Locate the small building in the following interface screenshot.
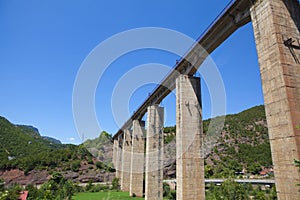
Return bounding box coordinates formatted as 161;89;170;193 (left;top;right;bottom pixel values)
259;168;271;177
18;191;28;200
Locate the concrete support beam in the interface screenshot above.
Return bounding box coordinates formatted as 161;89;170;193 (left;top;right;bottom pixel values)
116;135;123;181
130;120;145;197
121;130;132;192
251;0;300;199
113;139;118;168
145;105;164;200
176;75;204;200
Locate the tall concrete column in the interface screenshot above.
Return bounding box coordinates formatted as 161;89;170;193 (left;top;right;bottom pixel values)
176;75;204;200
145;105;164;200
251;0;300;199
130;120;145;197
116;135;123;181
121;129;132;192
113;139;118;168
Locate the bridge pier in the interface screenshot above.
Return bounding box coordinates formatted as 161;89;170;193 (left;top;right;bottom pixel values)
115;135;123;183
145;105;164;200
113;139;118;170
121;129;132;192
251;0;300;199
130;120;145;197
176;75;205;200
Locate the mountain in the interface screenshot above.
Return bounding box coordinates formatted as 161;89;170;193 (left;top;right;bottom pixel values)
41;136;62;144
163;105;272;178
0;116;63;167
0;105;271;185
0;116;115;185
0;116;86;172
17;125;40;138
82;105;271;179
203;105;272;178
83;131;113;167
16;125;62;144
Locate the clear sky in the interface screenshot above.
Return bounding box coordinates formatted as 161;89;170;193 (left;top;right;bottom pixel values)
0;0;264;144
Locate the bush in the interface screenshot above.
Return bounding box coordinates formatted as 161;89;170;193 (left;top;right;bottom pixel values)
85;181;93;192
163;182;171;197
71;160;81;172
111;177;120;190
87;158;94;165
169;190;176;200
95;161;103;169
4;184;22;200
0;178;4;192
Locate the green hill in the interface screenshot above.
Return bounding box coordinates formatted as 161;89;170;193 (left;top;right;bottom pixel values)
0;105;272;180
0;116;92;174
163;105;272;178
83;131;114;168
204;105;272;178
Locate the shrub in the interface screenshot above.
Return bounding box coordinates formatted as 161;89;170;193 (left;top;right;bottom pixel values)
96;161;103;169
71;160;81;172
111;177;120;190
163;182;171;197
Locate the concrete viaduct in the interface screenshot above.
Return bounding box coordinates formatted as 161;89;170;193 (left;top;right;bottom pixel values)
112;0;300;199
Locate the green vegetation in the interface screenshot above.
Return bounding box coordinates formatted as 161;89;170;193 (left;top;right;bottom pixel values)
84;131;114;170
0;184;22;200
164;134;175;145
0;105;277;199
164;126;176;144
0;172;80;200
206;179;277;200
163;182;176;199
1;177;21;200
1;172;121;200
164;126;176;134
84;131;112;148
205;106;272;178
0;117;115;174
295;160;300;189
163;105;273;178
111;177;120;190
72;191;143;200
73;183;176;200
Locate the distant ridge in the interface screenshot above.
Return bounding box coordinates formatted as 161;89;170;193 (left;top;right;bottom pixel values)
16;124;61;144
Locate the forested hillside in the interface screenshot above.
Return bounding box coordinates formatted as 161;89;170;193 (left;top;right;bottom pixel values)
84;131;113;168
0;117;92;174
0;105;272;185
163;105;272;178
204;105;272;178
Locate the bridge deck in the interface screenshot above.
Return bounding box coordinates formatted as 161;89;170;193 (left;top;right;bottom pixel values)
113;0;253;139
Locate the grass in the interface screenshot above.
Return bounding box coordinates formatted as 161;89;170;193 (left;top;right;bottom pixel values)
72;191;144;200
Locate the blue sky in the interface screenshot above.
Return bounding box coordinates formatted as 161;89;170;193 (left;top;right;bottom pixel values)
0;0;264;144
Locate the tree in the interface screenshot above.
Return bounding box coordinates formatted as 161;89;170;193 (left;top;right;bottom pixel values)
205;165;214;178
206;179;250;200
3;184;22;200
247;162;261;175
85;180;93;192
295;159;300;189
163;182;171;197
111;177;120;190
95;161;103;169
27;172;78;200
25;184;40;200
0;178;4;192
51;172;64;184
71;160;81;172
